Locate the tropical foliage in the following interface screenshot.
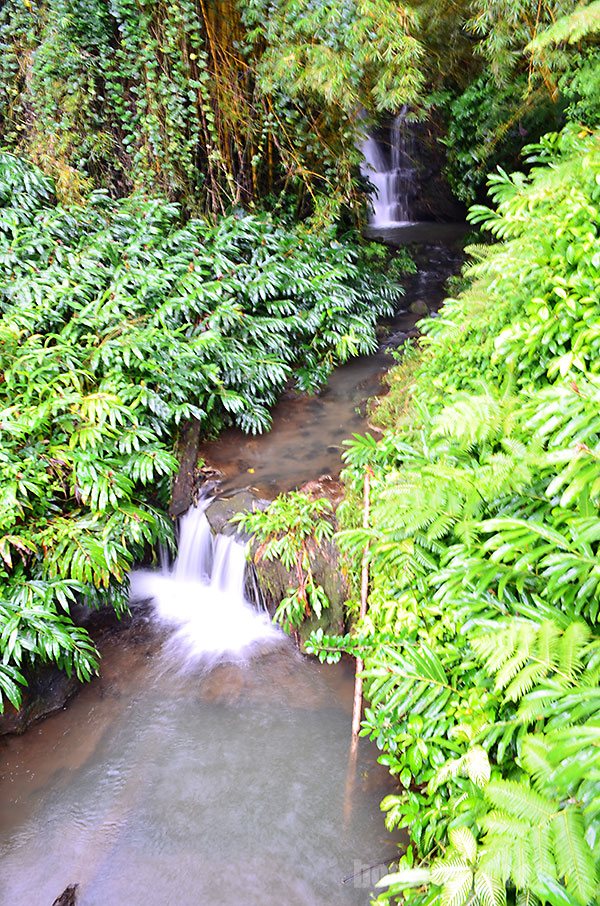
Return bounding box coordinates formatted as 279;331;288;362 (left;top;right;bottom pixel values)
438;0;600;201
0;0;424;216
0;4;598;903
233;492;335;632
1;0;597;215
0;152;402;710
307;125;600;906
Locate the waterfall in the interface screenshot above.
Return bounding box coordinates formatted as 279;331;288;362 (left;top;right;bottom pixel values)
171;504;214;582
129;503;282;667
360;108;416;228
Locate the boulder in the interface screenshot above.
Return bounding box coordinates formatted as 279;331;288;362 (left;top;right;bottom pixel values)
409;299;429;316
299;475;345;508
252;535;347;649
205;480;349;648
205;489;269;537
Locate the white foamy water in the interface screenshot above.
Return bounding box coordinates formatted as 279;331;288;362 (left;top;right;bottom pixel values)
129;504;283;667
360;108;416;228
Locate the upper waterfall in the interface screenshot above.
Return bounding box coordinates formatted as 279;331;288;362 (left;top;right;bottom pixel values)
360;109;417;228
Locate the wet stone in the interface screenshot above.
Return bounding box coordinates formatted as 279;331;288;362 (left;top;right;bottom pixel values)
205;490;269;537
409;299;429;315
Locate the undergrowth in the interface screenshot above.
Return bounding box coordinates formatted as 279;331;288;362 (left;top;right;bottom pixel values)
307;124;600;906
0;152;403;708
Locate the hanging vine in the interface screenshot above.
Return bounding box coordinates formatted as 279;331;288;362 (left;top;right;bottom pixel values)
0;0;426;214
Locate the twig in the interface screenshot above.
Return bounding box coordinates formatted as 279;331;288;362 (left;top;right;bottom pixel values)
351;468;371;739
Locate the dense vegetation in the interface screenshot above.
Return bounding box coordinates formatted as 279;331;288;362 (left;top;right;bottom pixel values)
0;152;401;707
306;126;600;905
0;1;599;903
0;0;424;216
0;0;597;214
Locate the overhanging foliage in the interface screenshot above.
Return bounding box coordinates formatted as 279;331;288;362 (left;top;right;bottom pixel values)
309;125;600;906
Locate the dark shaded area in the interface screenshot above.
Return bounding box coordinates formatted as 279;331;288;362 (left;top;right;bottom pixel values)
52;885;79;906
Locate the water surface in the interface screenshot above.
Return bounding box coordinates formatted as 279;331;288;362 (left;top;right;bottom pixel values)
1;635;396;906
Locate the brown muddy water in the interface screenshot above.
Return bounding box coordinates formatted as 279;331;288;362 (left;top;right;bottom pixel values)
0;627;398;906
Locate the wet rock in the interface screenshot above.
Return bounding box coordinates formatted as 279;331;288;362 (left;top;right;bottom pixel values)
68;602;125;635
253;535;347;649
204;480;348;648
386;330;409;347
253;476;348;647
0;610;135;737
52;884;79;906
409;299;429;316
0;664;80;737
205;489;269;537
410;115;467;222
299;475;345;509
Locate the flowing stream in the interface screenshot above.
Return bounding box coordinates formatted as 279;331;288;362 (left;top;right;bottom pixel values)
0;507;396;905
129;504;282;669
200;230;467;496
0;226;465;906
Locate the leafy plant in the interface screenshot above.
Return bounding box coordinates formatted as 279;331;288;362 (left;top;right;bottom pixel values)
307;125;600;906
0;153;404;708
233;492;335;632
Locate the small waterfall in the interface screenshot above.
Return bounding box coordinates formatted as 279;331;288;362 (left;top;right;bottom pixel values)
360;108;416;227
129;503;282;668
171;504;213;582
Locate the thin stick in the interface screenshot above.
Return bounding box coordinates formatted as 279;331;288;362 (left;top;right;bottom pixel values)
342;733;359;828
351;468;371;739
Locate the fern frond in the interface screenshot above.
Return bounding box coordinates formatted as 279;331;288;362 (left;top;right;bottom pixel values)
551;808;598;905
474;870;507;906
450;826;478;864
484;780;554;824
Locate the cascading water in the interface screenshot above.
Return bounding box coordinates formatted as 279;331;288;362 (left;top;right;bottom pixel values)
129;502;282;667
360;108;417;228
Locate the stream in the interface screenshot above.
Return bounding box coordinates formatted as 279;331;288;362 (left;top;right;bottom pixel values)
0;226;465;906
200;227;467;497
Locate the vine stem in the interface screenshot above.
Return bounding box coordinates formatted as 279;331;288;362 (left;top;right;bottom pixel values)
351;468;372;739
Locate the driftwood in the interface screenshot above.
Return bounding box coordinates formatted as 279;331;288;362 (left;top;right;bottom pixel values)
52;885;79;906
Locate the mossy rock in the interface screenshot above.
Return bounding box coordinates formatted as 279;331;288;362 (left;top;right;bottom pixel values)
204;484;349;648
205;489;269;537
251;539;347;650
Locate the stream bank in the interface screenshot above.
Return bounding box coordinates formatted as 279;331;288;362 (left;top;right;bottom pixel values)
180;229;467;503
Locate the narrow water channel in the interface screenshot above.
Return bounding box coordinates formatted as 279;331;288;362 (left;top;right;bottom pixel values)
200;227;467;497
0;227;465;906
